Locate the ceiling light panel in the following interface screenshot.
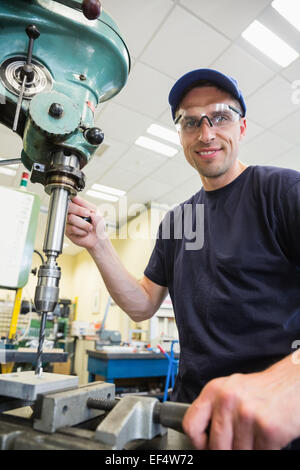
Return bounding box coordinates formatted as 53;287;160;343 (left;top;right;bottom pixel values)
242;20;299;67
135;136;178;157
91;183;126;197
147;124;181;146
86;190;119;202
272;0;300;32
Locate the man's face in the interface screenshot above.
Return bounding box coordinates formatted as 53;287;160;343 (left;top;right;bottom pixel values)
177;86;246;180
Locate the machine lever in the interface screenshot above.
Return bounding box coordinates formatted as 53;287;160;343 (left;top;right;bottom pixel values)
13;25;40;132
0;158;22;166
25;25;40;65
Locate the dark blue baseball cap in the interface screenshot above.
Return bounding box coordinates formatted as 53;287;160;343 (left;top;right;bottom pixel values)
168;68;246;120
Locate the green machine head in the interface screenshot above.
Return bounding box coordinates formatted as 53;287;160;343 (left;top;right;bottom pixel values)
0;0;130;176
0;0;130;376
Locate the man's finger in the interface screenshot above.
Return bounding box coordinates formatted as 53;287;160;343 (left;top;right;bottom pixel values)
232;407;255;450
183;399;213;449
66;225;89;238
208;402;234;450
71;195;96;211
67;214;93;232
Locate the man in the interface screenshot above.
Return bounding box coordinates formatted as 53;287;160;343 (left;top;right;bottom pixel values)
66;69;300;449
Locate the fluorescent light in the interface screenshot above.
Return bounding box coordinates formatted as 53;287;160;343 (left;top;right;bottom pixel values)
272;0;300;32
242;20;299;67
91;183;126;197
147;124;181;146
135;136;178;157
0;167;16;176
86;190;119;202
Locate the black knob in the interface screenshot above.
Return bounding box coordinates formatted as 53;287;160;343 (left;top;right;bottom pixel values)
20;64;34;82
49;103;64;118
84;127;104;145
26;25;40;41
82;0;102;20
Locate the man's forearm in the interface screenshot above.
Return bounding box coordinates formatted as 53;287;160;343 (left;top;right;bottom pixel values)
87;238;155;321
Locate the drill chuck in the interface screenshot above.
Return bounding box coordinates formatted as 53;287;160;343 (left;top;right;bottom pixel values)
34;263;61;313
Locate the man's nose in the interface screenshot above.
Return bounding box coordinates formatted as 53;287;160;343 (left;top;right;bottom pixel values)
197;116;215;143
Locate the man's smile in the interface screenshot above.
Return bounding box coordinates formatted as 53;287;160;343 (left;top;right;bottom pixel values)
194;148;222;159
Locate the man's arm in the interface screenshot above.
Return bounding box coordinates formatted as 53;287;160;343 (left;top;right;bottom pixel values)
66;196;168;321
182;352;300;450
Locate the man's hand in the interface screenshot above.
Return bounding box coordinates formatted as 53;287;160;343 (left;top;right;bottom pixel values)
182;358;300;450
66;195;107;250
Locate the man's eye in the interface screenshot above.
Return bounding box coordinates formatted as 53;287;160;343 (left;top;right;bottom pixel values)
184;119;197;129
212;113;229;124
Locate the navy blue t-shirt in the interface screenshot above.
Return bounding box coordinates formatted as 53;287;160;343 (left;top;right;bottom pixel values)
144;165;300;403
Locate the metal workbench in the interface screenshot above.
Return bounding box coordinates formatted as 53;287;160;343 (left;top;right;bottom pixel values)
87;350;179;384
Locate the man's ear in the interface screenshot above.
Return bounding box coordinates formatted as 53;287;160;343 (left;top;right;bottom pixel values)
178;129;183;146
239;118;247;141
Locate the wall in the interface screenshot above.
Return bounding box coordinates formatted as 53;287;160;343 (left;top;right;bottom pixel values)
71;205;166;341
1;205;167;343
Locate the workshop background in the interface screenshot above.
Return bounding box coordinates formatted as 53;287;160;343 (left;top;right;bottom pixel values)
1;0;300;385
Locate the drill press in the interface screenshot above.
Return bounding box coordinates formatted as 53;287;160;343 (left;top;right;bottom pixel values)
0;3;194;450
0;0;130;380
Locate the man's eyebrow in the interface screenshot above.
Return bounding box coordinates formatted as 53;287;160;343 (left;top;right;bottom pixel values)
181;114;205;120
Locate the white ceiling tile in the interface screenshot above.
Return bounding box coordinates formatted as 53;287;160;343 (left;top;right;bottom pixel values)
82;158;112;187
94;165;143;192
140;6;230;79
243;119;265;144
179;0;272;40
281;57;300;83
159;107;175;129
103;0;174;57
267;147;300;172
118;146;166;176
93;140;130;168
114;62;174;119
211;44;275;97
246;76;297;127
127;178;172;205
95;101;153;144
156;173;202;206
150;160;196;186
170;148;188;166
271;110;300;147
239;131;293;165
157;186;199;206
182;174;203;194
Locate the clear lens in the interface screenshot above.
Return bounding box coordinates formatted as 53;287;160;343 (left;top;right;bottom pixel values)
175;103;241;133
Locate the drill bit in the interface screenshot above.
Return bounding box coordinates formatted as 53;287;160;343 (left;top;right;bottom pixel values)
35;312;47;376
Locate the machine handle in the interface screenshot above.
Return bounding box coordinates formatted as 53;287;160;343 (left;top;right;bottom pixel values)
25;25;40;65
82;0;102;20
153;401;189;433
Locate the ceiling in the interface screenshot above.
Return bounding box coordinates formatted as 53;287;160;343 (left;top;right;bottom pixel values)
1;0;300;255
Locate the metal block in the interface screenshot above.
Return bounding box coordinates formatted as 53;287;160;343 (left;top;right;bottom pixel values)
33;381;115;433
94;395;167;450
0;371;78;401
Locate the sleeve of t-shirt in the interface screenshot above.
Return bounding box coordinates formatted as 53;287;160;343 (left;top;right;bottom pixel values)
277;180;300;265
144;221;168;287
